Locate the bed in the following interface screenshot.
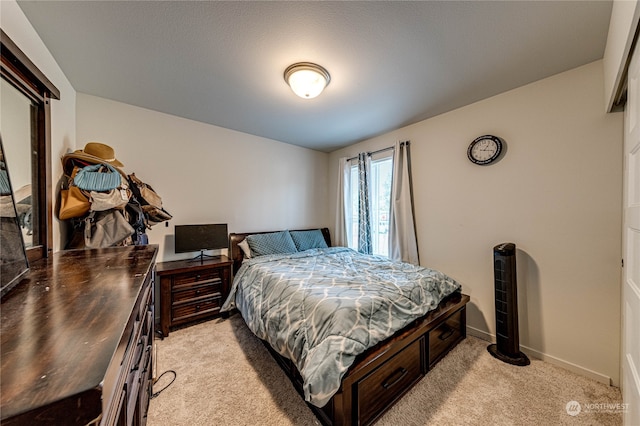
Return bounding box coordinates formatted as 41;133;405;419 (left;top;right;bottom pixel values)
223;228;470;426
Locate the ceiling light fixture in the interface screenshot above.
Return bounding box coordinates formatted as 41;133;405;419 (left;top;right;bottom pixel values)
284;62;331;99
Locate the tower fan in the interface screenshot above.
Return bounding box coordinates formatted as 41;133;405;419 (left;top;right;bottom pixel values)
487;242;530;366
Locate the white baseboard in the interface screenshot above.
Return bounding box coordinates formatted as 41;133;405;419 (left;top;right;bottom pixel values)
466;326;613;386
466;325;494;342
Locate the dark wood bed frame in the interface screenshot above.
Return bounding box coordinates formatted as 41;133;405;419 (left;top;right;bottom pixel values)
229;228;470;426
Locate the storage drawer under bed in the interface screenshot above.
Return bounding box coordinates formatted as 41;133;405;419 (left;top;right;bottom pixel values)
356;337;425;425
428;307;465;368
264;293;470;426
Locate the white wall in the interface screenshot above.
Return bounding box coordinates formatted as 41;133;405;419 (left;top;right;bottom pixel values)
329;61;623;385
76;94;330;262
1;79;32;190
1;0;77;251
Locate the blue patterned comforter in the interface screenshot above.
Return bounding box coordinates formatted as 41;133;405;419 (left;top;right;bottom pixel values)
221;247;461;407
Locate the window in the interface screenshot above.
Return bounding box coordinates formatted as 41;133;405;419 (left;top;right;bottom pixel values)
347;151;393;256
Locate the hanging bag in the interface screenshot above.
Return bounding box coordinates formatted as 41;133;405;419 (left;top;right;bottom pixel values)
128;173;172;226
58;167;91;220
59;186;91;220
89;189;129;211
141;204;173;226
125;196;149;245
128;173;163;209
74;163;121;192
84;210;134;248
89;174;131;211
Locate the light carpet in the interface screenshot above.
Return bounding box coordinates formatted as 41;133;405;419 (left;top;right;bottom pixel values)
148;314;623;426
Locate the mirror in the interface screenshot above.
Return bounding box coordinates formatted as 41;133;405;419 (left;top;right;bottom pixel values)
0;135;29;297
1;29;59;262
1;78;34;249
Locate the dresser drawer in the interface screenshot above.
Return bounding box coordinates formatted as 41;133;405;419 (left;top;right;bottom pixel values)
357;337;424;425
173;268;222;286
428;308;464;367
126;340;149;426
172;296;222;322
138;283;151;313
172;280;222;302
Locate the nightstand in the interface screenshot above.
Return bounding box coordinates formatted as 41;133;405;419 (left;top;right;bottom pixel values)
157;255;232;337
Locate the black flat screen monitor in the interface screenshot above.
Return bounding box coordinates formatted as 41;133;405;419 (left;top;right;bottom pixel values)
174;223;228;255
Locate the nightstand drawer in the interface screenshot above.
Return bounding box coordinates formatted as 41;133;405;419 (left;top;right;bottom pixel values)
173;269;222;286
172;297;221;322
172;280;222;302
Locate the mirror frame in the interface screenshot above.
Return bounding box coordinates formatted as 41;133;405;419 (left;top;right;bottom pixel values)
1;29;59;261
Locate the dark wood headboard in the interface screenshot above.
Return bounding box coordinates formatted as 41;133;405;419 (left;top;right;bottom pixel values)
228;228;331;274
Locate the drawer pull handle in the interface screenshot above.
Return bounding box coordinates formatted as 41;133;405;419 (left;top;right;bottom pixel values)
195;290;200;295
439;327;454;341
382;367;408;389
196;305;200;311
140;346;152;374
130;340;146;373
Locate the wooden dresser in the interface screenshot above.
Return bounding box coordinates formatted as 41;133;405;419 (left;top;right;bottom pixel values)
0;245;158;426
157;255;232;337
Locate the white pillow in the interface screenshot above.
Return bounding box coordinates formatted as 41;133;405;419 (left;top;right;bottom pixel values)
238;238;252;259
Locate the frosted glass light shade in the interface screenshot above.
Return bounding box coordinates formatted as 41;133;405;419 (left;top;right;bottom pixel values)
284;62;331;99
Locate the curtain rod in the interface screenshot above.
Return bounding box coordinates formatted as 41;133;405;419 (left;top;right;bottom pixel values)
346;141;409;162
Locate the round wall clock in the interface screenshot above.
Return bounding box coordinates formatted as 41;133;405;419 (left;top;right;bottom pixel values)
467;135;503;165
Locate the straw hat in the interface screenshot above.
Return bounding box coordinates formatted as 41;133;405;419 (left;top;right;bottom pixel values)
62;142;124;170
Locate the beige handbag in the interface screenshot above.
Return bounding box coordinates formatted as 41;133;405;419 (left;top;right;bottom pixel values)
90;188;129;211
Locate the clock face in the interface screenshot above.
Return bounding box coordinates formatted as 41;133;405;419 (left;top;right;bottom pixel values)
467;135;503;165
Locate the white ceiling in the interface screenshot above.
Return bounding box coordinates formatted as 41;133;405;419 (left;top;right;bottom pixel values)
17;1;613;153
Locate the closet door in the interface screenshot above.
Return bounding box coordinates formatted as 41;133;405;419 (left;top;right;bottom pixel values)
623;39;640;426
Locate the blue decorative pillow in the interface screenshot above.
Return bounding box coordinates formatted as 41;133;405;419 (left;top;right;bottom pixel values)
246;231;298;257
289;229;328;252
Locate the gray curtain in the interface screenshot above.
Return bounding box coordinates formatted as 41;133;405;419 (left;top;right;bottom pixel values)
334;157;351;248
389;141;419;264
357;152;372;254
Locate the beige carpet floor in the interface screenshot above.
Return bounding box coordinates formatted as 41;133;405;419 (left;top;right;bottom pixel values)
148;314;623;426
